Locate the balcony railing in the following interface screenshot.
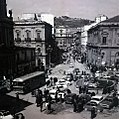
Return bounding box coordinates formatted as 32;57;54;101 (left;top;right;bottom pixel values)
35;38;42;42
25;38;31;42
15;38;21;43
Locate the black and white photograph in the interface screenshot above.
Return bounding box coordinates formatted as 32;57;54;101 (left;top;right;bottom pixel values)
0;0;119;119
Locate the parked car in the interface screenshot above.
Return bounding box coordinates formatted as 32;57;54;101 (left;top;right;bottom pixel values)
66;74;74;81
100;96;114;109
69;62;74;68
88;82;97;89
49;89;57;100
0;110;14;119
49;89;65;100
57;83;68;91
84;100;103;112
73;68;80;75
56;78;72;86
91;95;103;104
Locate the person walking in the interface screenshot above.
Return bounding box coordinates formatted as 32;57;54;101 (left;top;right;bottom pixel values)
36;93;43;112
91;107;97;119
46;94;52;113
73;95;77;112
55;91;58;103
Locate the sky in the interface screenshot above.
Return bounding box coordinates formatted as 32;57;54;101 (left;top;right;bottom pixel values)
7;0;119;20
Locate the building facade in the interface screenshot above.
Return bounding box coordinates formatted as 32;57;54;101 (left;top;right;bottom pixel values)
55;26;77;51
0;0;15;89
81;15;108;51
87;15;119;68
14;17;56;70
73;31;81;55
19;13;55;34
0;0;37;93
14;46;36;77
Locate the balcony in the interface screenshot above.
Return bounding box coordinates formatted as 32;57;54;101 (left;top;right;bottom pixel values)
35;38;42;42
15;38;21;43
25;38;31;42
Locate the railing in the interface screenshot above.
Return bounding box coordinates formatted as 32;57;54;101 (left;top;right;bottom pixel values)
15;38;21;43
35;38;42;42
25;38;31;42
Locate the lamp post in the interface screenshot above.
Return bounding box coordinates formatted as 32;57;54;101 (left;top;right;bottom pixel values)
47;45;52;69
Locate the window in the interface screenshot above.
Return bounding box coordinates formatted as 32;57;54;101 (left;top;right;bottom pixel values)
15;30;21;42
37;32;41;39
26;32;30;38
25;30;31;42
102;37;107;45
60;29;63;36
35;30;41;42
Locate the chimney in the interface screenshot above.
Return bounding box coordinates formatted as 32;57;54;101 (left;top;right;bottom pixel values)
0;0;7;18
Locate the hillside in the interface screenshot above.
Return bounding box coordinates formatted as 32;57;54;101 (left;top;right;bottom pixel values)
54;16;94;28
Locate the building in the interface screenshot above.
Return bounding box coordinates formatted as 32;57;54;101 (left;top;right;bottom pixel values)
73;31;81;55
81;15;108;51
87;15;119;68
0;0;37;93
55;25;76;51
18;13;54;34
0;0;15;89
14;46;36;77
14;14;60;70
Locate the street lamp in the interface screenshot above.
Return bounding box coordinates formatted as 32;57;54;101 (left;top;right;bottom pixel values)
47;45;52;69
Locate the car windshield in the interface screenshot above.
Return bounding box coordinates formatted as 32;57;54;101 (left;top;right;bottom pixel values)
13;82;23;86
50;93;55;95
87;102;97;106
58;85;63;88
59;80;65;83
91;98;101;101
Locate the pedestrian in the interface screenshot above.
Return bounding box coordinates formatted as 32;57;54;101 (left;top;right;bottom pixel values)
102;86;107;94
73;100;77;112
16;92;19;100
77;101;83;112
46;94;52;113
44;89;49;101
73;95;77;112
79;86;82;94
55;91;58;103
59;94;63;103
15;92;20;107
36;93;43;112
38;89;42;95
50;77;53;86
91;107;97;119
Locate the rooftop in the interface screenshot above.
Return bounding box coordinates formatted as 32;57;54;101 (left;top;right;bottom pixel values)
101;15;119;23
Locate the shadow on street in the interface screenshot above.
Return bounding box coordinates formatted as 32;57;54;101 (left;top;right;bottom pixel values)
0;94;33;115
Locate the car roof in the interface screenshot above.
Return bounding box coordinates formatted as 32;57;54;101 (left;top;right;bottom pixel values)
49;89;57;93
91;95;103;99
88;100;97;104
90;100;99;104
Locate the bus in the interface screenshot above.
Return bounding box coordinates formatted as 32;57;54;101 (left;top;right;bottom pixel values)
12;71;45;94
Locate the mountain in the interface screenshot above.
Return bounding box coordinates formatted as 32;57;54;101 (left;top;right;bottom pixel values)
54;16;94;28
